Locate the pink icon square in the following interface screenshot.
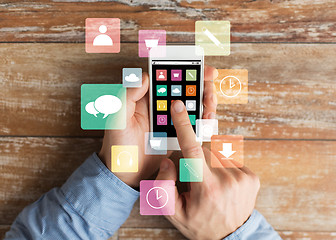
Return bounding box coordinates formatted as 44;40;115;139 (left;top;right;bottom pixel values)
85;18;120;53
138;30;166;58
156;70;167;81
157;115;167;125
171;69;182;81
140;180;175;215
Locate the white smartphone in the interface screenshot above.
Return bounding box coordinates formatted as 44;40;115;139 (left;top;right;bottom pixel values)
149;46;204;150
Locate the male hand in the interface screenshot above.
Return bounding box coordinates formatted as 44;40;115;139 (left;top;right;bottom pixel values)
155;100;260;239
99;66;218;188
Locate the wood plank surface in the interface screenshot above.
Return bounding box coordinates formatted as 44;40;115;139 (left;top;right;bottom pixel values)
118;228;336;240
1;1;336;43
1;137;335;232
1;43;335;139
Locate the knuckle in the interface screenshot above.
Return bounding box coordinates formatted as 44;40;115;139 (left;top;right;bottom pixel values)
185;144;203;157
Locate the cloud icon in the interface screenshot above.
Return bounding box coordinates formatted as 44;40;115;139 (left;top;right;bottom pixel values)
172;88;181;94
158;87;166;93
85;95;122;119
125;73;140;82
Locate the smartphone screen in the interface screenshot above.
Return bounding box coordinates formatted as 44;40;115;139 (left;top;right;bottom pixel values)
151;60;202;137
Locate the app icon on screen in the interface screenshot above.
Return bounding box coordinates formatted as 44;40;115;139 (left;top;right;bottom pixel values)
157;85;167;96
156;70;167;81
157;100;167;111
186;70;197;81
186;85;197;96
157;115;167;125
171;69;182;81
171;85;182;96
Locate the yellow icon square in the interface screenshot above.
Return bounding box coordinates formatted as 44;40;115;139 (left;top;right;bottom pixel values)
214;69;248;104
111;145;138;172
157;100;167;111
195;21;230;56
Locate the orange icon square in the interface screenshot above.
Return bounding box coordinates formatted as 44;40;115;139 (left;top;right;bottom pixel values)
211;135;244;168
214;69;248;104
186;85;197;96
85;18;120;53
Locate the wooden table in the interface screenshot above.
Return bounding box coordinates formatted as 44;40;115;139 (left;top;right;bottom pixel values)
1;1;336;239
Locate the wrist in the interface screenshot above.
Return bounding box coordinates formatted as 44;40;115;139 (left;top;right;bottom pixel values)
98;149;140;188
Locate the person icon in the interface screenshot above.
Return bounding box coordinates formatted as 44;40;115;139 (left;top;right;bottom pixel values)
93;25;113;46
158;72;165;79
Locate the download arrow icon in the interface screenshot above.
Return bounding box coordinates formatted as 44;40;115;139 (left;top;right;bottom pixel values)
218;143;236;159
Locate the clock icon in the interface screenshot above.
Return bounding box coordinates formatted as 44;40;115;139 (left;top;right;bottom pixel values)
219;76;242;98
146;186;169;209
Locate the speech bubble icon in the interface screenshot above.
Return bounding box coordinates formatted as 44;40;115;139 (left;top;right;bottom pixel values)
94;95;122;119
85;101;99;117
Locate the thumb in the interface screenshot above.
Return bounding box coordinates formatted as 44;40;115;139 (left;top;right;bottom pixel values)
156;158;177;181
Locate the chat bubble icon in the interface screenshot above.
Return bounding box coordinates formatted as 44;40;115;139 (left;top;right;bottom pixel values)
93;95;122;119
85;101;99;117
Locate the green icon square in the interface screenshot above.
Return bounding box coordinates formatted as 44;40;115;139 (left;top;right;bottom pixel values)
195;20;230;56
189;115;196;125
157;85;167;96
81;84;126;130
186;70;197;81
180;158;203;182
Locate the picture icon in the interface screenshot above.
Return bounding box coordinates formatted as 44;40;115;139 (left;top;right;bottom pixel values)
85;18;120;53
81;84;126;130
123;68;142;88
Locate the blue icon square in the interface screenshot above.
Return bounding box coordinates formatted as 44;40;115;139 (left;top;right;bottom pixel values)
171;85;182;96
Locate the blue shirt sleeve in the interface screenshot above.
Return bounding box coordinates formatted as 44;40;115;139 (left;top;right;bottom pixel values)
223;209;282;240
5;153;139;240
6;153;281;240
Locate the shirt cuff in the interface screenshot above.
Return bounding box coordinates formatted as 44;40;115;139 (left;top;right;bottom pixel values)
60;153;139;231
223;209;281;240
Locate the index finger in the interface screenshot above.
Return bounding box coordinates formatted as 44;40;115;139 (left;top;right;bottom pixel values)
171;100;212;180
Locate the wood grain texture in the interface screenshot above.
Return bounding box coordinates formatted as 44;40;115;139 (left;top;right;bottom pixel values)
1;137;335;232
118;228;336;240
1;0;336;43
1;43;335;139
0;137;102;225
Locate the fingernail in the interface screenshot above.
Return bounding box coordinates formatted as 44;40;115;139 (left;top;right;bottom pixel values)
174;100;184;113
160;160;169;171
209;112;216;119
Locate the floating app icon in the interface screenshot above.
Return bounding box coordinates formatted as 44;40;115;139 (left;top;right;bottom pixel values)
186;85;197;96
171;69;182;81
140;180;175;215
171;85;182;96
156;70;167;81
81;84;126;130
139;30;166;58
186;100;196;111
196;119;218;142
211;135;244;168
111;145;138;172
157;115;167;125
157;100;167;111
156;85;167;96
122;68;142;88
180;158;203;182
195;21;230;56
85;18;120;53
186;70;197;81
145;132;167;155
214;69;248;104
189;115;196;125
